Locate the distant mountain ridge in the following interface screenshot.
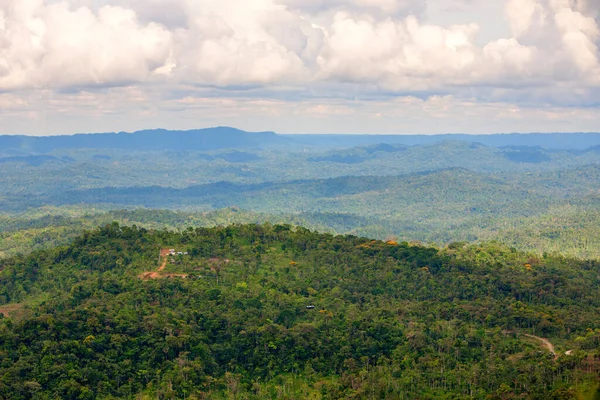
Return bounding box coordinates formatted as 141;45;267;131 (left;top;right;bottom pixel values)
285;132;600;150
0;127;282;153
2;127;600;152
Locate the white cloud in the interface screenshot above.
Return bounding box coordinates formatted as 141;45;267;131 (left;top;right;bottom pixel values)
481;38;535;77
1;0;598;90
0;0;599;134
171;0;311;86
0;93;28;111
317;13;480;89
553;5;600;79
0;0;173;90
505;0;547;37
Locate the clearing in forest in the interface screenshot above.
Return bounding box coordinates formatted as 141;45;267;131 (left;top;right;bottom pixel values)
0;303;24;318
523;334;557;360
139;248;189;280
503;331;569;361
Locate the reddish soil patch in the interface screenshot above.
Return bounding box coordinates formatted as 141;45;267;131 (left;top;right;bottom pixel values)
139;271;161;280
139;252;188;280
160;248;171;257
0;303;24;318
140;271;189;280
158;258;167;272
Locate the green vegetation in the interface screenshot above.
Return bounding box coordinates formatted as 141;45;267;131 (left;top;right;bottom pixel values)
0;136;598;261
1;141;600;212
0;223;599;399
0;208;325;259
1;131;599;398
3;200;600;260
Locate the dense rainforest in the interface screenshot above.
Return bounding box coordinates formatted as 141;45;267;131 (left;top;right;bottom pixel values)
0;223;599;399
2;129;600;261
2;204;600;261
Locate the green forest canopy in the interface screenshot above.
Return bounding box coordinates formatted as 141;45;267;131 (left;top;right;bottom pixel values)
0;223;599;399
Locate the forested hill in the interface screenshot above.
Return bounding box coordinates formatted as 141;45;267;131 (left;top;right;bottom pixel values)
2;128;600;152
0;127;283;153
0;223;599;399
286;132;600;150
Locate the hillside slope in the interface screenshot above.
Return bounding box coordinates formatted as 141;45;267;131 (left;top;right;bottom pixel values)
0;224;599;399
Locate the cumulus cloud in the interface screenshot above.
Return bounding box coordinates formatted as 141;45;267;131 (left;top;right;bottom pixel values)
0;0;599;134
481;38;535;78
317;14;480;88
553;3;600;79
170;0;312;86
505;0;547;37
0;0;174;90
1;0;598;90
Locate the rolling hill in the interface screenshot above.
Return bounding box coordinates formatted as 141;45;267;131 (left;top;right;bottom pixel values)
0;224;599;399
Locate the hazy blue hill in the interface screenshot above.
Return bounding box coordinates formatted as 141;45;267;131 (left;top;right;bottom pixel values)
2;128;600;154
24;167;576;216
306;140;590;171
307;143;408;164
513;164;600;197
92;154;112;160
216;151;262;163
0;127;283;153
1;165;596;214
308;154;367;164
364;143;408;153
0;155;68;167
0;138;598;215
0;129;598;262
286;132;600;149
583;144;600;154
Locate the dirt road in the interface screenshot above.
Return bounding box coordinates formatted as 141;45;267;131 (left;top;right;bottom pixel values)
158;257;167;271
502;330;561;360
523;334;557;359
139;250;188;280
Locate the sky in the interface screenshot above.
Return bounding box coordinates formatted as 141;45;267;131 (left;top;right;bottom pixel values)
0;0;599;135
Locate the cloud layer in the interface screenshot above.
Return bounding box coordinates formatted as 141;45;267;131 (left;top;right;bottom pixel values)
0;0;598;134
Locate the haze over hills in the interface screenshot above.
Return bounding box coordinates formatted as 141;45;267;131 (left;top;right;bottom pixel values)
0;127;282;154
2;127;600;153
286;132;600;150
8;166;597;213
0;128;599;261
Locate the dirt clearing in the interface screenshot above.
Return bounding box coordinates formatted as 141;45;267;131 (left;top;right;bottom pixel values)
0;303;24;318
139;249;188;280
